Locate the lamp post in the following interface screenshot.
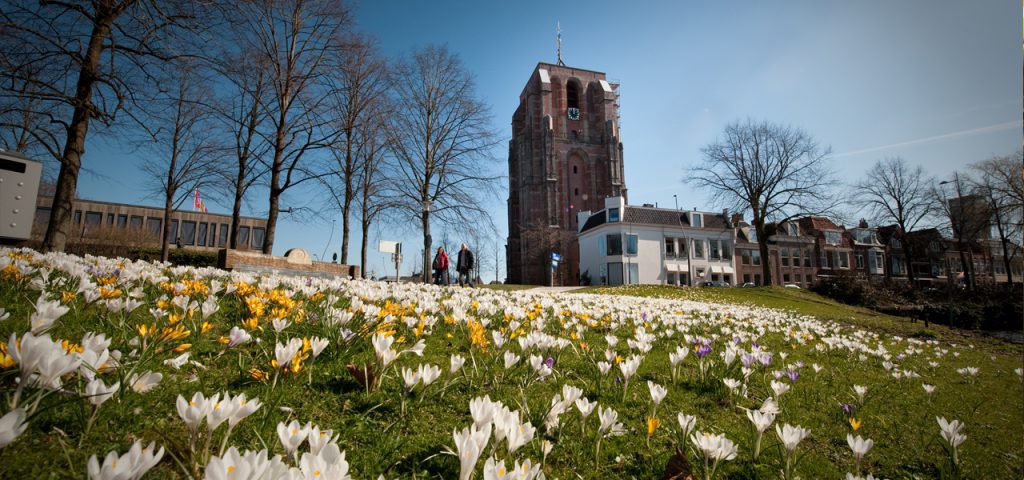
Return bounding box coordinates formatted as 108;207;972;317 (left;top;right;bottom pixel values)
673;194;678;211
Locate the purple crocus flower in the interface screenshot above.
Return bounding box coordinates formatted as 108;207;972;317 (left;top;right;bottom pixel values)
741;353;755;368
786;370;800;383
545;356;555;368
340;329;355;342
759;353;773;367
841;403;855;415
772;370;785;379
695;344;713;358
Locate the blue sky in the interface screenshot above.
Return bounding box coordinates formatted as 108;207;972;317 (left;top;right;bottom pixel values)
75;0;1021;280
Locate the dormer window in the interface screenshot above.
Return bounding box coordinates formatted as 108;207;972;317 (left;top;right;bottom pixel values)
747;229;758;242
788;223;798;236
691;213;703;228
825;231;841;245
608;208;620;222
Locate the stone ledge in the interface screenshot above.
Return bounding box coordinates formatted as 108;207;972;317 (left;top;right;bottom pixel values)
218;249;359;278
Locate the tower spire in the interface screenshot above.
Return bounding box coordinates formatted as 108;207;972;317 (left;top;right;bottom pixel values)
556;21;565;66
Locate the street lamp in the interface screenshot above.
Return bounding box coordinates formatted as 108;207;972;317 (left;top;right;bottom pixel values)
673;194;678;211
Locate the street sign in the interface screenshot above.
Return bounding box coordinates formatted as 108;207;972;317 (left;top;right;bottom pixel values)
378;240;399;254
551;252;562;262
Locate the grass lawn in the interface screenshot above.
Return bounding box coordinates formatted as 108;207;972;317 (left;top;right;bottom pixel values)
1;248;1021;479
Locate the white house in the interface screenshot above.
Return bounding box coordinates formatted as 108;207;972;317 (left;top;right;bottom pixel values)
576;197;738;286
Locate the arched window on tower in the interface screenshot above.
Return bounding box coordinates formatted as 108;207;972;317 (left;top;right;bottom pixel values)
573;165;578;174
566;81;580;110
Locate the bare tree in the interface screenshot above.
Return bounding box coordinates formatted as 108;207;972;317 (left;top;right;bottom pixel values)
0;62;68;178
385;45;502;282
210;46;272;250
0;0;200;252
355;109;391;279
138;62;220;261
234;0;350;254
931;173;987;290
690;119;835;285
969;152;1023;285
852;157;934;287
325;35;390;264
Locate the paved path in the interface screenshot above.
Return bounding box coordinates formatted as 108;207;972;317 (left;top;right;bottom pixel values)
526;286;585;294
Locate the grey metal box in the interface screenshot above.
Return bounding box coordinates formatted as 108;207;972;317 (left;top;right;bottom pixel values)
0;151;42;240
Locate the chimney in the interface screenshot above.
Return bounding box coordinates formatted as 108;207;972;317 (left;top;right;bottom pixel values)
858;218;869;228
731;212;744;225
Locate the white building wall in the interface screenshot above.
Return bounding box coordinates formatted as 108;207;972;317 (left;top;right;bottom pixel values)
578;219;737;286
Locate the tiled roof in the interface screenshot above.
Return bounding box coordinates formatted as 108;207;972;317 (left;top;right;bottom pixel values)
797;216;843;233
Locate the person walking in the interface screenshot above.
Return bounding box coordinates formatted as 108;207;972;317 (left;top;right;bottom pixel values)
432;246;449;286
456;243;475;287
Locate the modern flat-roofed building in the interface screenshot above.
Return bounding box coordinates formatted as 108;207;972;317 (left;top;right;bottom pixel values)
29;195;267;252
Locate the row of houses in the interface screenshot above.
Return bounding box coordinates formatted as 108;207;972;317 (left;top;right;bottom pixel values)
576;196;1022;287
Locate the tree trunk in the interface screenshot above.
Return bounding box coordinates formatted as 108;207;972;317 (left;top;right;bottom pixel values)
422;209;432;283
902;229;917;288
360;218;370;279
161;193;174;262
340;134;354;264
230;155;246;250
957;247;970;291
264;183;280;255
42;18;113;252
754;220;772;285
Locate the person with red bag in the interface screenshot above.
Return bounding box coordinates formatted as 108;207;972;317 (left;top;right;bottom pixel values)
432;246;449;285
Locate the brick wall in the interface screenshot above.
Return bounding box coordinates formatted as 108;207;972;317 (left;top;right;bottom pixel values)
219;249;359;278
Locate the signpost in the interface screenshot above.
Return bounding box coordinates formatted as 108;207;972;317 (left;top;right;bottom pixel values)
550;251;561;287
379;241;402;283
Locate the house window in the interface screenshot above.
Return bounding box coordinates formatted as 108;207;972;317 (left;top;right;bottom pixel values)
804;249;812;267
788;223;798;236
73;210;82;224
667;272;677;285
743;274;751;284
856;253;864;269
890;238;902;249
781;247;790;267
608;208;620;222
117;214;128;228
251;227;265;249
181;221;197;246
146;218;162;236
874;251;884;271
107;213;115;225
606;234;622;255
197;222;208;247
691;213;703;228
237;226;250;247
820;251;830;269
665;238;676;258
748;229;757;241
573;165;578;174
130;215;144;230
752;250;761;266
692;239;704;259
84;211;102;226
218;224;228;247
598;236;606;257
710;240;721;260
625;234;638;255
574;188;579;196
754;274;762;285
783;273;791;283
741;250;751;265
835;251;849;269
825;231;841;245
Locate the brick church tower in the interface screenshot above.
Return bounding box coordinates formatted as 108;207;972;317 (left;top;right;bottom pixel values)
506;62;626;285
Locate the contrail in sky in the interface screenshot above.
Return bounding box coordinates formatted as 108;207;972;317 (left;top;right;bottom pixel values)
832;120;1022;158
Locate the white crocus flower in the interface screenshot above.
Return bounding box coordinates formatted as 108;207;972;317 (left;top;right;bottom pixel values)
226;327;251;347
30;296;70;334
127;371;163;394
84;379;119;407
450;354;466;374
86;440;164;480
0;408;29;448
770;380;790;397
776;423;811;452
277;420;310;459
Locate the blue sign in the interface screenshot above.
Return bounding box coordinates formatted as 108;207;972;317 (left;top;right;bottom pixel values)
551;252;562;262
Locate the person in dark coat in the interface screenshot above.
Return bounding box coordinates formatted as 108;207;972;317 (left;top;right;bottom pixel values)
432;246;449;285
456;243;475;287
